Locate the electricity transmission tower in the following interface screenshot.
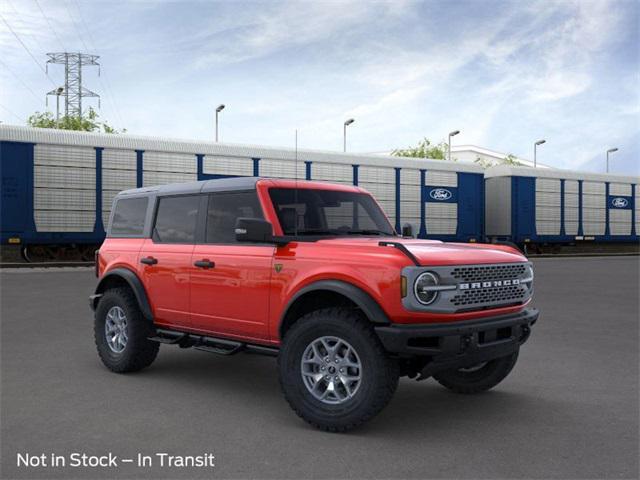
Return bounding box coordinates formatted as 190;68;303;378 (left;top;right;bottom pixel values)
45;53;100;118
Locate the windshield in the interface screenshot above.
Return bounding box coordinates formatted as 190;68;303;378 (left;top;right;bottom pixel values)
269;188;396;237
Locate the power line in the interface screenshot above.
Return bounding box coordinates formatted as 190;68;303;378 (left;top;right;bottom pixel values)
0;103;24;123
0;13;57;88
0;58;43;103
70;0;126;127
62;0;91;53
34;0;67;52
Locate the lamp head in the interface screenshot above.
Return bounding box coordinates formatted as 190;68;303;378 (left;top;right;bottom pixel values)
344;118;355;126
216;104;225;113
607;148;618;153
535;139;546;146
449;130;460;137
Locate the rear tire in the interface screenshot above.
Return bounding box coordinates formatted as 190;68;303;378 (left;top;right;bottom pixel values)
278;308;399;432
433;349;519;394
94;287;159;373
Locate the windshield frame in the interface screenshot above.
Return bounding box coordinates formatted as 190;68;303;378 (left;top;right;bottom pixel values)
267;187;397;239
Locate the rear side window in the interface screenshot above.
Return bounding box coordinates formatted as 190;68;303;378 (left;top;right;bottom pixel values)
206;191;263;244
153;195;200;244
110;197;148;236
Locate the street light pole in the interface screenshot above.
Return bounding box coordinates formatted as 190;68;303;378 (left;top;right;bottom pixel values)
448;130;460;161
55;87;64;122
534;139;546;168
606;148;618;173
215;104;225;142
343;118;354;152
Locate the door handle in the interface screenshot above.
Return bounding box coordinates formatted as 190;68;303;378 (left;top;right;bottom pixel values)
140;256;158;265
194;259;215;269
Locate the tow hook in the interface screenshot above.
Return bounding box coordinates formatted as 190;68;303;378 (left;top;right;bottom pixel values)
460;335;472;353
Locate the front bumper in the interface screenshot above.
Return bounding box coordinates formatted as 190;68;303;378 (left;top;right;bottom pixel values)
375;308;539;376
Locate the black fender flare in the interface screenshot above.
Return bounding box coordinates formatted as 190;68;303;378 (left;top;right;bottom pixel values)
280;280;391;335
91;268;154;321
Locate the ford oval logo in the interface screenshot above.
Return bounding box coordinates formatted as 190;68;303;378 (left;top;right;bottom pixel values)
430;188;452;201
612;197;629;208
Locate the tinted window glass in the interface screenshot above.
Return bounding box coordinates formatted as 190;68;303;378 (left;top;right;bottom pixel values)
206;191;263;243
269;188;394;236
153;195;200;243
110;197;148;236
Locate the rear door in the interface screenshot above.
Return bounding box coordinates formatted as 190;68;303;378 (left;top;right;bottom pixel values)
190;190;274;341
138;194;201;328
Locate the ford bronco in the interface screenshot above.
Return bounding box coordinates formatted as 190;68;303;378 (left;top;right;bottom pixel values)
90;177;538;431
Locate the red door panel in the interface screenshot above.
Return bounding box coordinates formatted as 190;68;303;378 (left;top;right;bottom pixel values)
139;238;194;328
190;245;274;341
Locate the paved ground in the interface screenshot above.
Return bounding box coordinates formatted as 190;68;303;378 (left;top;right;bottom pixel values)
1;257;638;479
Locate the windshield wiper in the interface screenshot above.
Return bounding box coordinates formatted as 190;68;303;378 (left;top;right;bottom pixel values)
345;229;393;236
294;229;339;236
293;229;394;236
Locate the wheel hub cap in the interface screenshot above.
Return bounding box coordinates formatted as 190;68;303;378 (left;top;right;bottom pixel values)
300;336;362;405
105;306;128;353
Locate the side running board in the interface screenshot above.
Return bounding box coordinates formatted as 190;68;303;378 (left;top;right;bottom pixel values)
148;328;279;357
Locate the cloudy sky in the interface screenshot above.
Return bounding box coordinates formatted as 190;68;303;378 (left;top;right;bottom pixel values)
1;0;638;174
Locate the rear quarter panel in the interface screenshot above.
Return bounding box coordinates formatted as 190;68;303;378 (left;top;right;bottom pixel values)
98;238;145;277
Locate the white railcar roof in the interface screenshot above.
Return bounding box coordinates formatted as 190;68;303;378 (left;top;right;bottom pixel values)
0;124;484;174
484;164;639;184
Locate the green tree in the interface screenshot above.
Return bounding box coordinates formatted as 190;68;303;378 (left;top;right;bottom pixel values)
27;107;125;133
391;138;453;160
474;153;524;168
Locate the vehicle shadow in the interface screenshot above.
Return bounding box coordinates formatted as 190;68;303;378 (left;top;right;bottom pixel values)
136;347;557;437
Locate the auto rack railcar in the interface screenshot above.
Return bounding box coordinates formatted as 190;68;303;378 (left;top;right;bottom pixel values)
485;165;639;248
0;125;485;261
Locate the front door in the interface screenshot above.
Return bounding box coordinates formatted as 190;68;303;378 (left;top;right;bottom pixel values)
190;190;274;341
138;194;201;329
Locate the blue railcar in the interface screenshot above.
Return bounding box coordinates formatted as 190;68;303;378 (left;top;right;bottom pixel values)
485;165;639;247
1;125;485;260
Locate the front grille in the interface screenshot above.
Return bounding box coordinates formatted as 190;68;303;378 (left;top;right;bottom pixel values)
402;262;533;314
451;285;527;307
451;264;527;283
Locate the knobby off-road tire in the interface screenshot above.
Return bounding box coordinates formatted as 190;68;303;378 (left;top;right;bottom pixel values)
94;287;159;373
433;349;519;394
278;308;399;432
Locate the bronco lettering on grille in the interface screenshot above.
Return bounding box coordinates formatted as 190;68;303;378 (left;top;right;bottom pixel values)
459;279;521;290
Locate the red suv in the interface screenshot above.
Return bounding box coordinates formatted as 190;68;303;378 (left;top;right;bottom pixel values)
91;177;538;431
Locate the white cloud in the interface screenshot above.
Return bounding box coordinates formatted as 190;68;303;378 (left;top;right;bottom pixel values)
0;0;637;175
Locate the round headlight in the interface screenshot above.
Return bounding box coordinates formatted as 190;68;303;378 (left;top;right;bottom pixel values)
414;272;439;305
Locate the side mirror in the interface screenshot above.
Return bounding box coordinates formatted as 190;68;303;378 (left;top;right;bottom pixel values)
401;223;414;238
235;218;276;243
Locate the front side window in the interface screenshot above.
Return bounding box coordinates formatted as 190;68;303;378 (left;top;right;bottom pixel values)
110;197;148;236
206;191;264;244
153;195;200;243
268;188;395;236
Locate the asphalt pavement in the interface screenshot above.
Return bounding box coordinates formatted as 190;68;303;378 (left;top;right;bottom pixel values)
1;257;638;479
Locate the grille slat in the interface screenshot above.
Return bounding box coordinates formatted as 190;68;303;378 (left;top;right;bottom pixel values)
451;264;526;282
451;285;527;306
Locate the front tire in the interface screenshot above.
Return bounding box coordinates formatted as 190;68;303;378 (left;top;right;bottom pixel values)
433;349;519;394
278;308;399;432
94;287;159;373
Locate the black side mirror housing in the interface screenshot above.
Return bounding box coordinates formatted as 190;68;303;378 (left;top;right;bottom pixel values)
235;218;274;243
401;223;414;238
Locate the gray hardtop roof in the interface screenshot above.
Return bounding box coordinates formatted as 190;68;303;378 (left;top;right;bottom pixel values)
117;177;260;198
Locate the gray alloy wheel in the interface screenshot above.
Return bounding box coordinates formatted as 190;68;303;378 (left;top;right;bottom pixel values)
300;336;363;405
104;306;128;353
